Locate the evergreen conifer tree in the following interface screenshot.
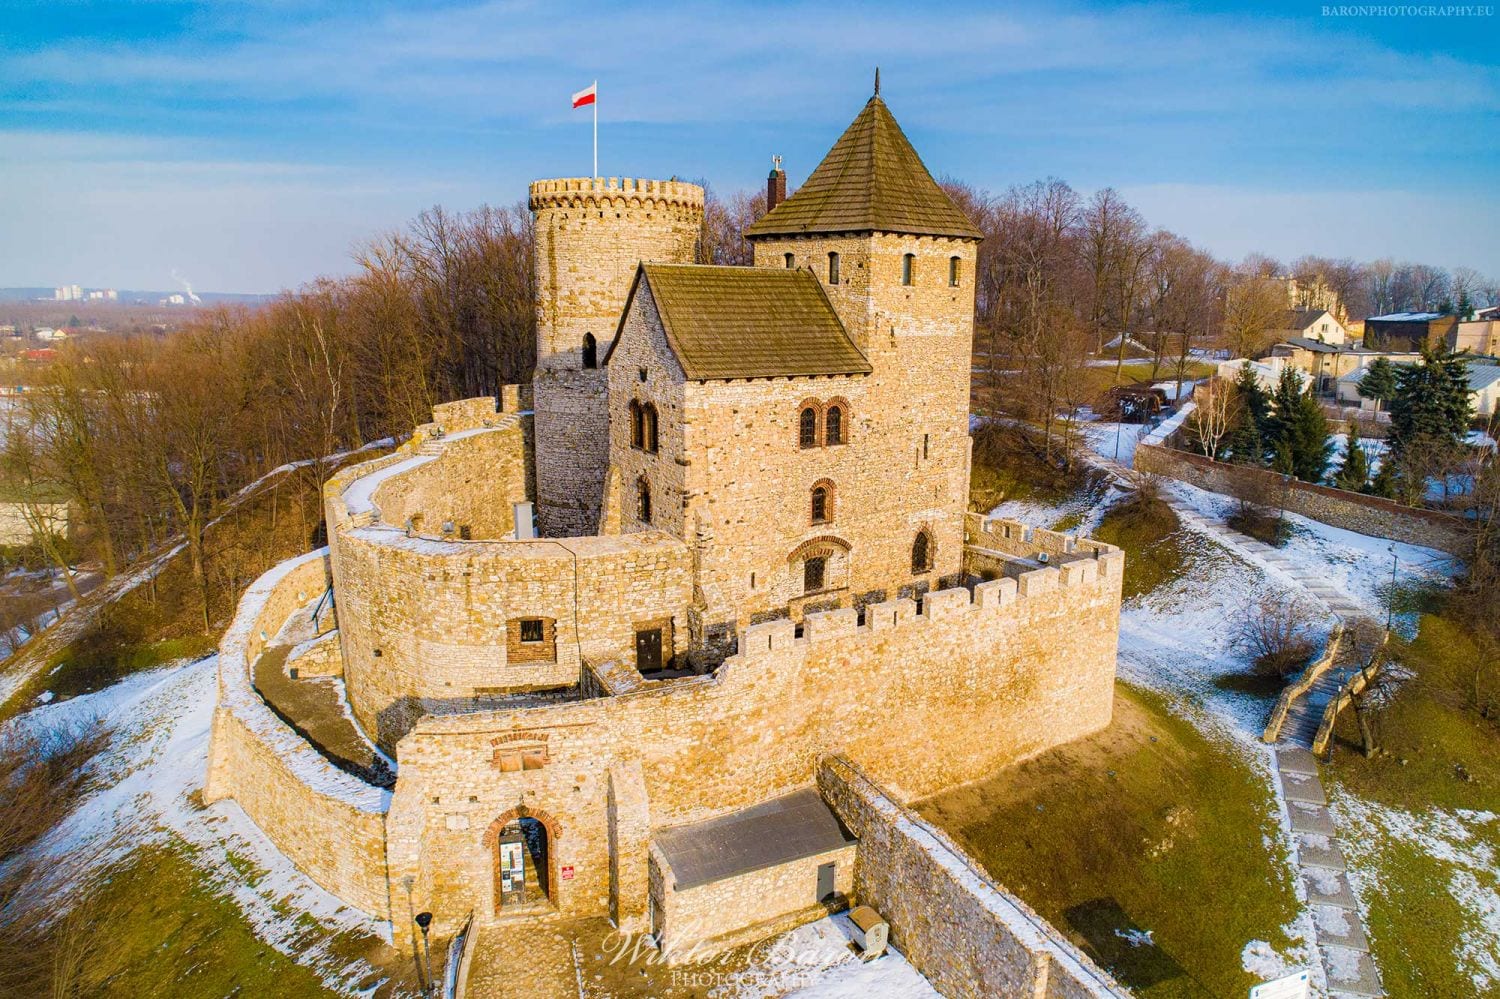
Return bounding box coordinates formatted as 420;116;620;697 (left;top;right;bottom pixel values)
1227;362;1271;465
1357;357;1398;414
1268;367;1332;482
1333;427;1369;492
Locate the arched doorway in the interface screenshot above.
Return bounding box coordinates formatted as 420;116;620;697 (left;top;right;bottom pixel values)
487;809;558;913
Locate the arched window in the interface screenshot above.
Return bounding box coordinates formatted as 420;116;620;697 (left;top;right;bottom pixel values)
949;256;961;288
803;556;826;594
637;477;652;524
642;403;659;454
784;252;795;269
810;483;831;524
582;332;598;369
901;253;915;286
629;401;644;449
799;406;818;449
828;252;840;285
911;529;933;573
825;404;844;446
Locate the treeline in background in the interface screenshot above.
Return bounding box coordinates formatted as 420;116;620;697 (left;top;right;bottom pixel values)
3;179;1496;635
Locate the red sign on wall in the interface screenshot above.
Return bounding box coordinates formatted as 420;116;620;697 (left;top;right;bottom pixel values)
561;865;575;880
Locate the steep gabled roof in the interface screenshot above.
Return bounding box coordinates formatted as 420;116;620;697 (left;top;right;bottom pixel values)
744;95;982;241
1283;307;1332;331
609;263;871;381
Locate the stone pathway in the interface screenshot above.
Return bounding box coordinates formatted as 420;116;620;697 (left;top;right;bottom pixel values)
1277;748;1384;998
1082;439;1384;996
463;919;581;998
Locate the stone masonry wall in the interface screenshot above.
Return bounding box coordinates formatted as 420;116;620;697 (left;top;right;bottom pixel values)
325;418;693;748
816;757;1128;999
369;425;531;540
650;840;857;962
389;545;1122;932
203;551;393;920
1136;443;1471;556
531;178;703;537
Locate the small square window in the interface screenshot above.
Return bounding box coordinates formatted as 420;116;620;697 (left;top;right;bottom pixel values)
519;619;544;643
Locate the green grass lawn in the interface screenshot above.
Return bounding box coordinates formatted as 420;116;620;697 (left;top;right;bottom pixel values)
917;683;1299;999
54;838;414;998
1092;492;1191;600
1322;610;1500;997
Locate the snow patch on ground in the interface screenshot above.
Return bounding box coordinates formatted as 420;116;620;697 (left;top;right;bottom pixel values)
714;914;940;999
3;658;389;992
1332;795;1500;992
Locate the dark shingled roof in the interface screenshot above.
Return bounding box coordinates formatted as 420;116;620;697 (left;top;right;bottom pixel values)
653;788;855;891
1282;307;1332;331
626;263;872;381
744;96;982;241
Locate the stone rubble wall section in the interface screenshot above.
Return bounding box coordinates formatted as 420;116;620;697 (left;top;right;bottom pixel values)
1135;443;1471;556
389;544;1122;932
203;549;393;921
366;425;531;540
816;757;1130;999
284;629;344;678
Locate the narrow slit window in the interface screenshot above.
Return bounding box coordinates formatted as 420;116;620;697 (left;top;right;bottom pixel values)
643;403;659;454
784;252;795;269
949;256;960;287
637;477;652;524
582;332;598;368
828;252;840;285
901;253;915;286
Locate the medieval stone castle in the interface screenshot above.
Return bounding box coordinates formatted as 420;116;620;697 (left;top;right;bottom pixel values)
204;85;1126;991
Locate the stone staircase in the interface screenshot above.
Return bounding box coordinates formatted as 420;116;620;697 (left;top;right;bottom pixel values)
1078;436;1383;997
1278;748;1384;998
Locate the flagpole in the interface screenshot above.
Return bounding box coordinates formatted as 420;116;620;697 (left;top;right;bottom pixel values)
592;80;598;180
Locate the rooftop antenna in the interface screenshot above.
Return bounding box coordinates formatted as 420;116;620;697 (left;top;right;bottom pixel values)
874;67;881;97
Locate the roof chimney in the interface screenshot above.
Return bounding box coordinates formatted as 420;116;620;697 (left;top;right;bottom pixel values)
767;155;786;213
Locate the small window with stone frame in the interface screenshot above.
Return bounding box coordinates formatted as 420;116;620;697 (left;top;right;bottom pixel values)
804;556;827;593
519;618;545;643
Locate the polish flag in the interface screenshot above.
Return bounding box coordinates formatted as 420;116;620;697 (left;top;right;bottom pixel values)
572;83;597;109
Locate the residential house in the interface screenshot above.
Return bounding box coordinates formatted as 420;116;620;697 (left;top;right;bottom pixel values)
1272;307;1349;345
1362;312;1459;351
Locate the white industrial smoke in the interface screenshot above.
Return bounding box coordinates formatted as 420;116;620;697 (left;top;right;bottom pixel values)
170;268;203;305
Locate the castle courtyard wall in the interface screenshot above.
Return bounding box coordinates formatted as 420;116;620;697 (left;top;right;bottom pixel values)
203;551;393;921
323;413;694;748
390;546;1122;933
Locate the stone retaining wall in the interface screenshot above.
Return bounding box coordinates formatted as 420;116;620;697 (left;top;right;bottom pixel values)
816;757;1128;999
1136;443;1471;557
203;550;393;921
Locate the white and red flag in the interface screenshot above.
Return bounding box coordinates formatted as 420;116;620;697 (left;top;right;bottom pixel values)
573;82;599;178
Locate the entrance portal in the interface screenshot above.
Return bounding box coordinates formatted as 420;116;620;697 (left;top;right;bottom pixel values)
496;816;550;911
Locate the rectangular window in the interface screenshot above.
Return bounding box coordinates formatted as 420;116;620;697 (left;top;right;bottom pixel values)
949;256;960;287
804;556;826;594
519;618;544;643
901;253;914;286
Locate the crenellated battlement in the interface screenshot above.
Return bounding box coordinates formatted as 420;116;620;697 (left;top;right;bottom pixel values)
739;546;1122;661
528;177;705;212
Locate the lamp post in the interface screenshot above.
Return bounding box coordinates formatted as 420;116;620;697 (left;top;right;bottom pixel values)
1386;545;1399;632
400;876;425;990
415;911;434;998
1279;473;1292;542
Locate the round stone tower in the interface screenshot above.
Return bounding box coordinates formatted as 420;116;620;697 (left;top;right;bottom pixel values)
528;177;704;537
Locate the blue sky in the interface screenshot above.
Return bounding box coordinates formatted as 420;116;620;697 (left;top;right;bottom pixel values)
1;0;1496;293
